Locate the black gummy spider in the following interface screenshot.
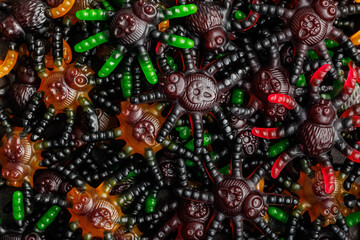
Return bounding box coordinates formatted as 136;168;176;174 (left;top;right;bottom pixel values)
174;139;299;240
131;48;248;154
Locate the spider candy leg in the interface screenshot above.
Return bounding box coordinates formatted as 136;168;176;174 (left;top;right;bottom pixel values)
329;28;360;65
343;165;360;190
271;146;304;178
340;103;360;118
335;138;360;163
206;212;226;240
30;106;55;141
152;215;181;240
177;157;189;188
330;224;349;240
145;148;165;188
290;44;310;85
332;62;358;109
82;128;123;142
40;148;71;167
251;4;294;19
99;45;127;78
138;45;158;84
336;213;349;232
22;182;33;215
0;43;18;78
314;42;338;79
308;218;321;240
47;0;75;18
309;64;332;102
156;105;184;143
252;217;280;240
0;105;12;135
317;153;335;193
232;0;260;31
346;211;360;227
286;203;310;240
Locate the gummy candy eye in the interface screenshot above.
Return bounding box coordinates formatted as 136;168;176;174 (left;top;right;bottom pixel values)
74;203;83;211
145;6;155;15
138;0;146;6
10;170;22;180
251;197;262;208
70;68;79;77
170;73;179;83
196;230;204;237
331;206;339;214
323;209;330;216
277;106;286;114
328;7;336;15
320;0;329;7
81;195;90;204
216;36;224;45
167;84;176;93
187;228;194;236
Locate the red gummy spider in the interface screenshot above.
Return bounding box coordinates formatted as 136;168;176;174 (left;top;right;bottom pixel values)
252;62;360;194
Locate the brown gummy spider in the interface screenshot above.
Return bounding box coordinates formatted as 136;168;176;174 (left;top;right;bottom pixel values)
252;0;360;84
229;36;307;124
22;27;99;149
175;139;299;240
131;49;249;154
252;63;360;194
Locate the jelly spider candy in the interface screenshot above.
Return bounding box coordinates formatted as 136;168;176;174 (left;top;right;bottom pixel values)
252;0;360;84
23;27;99;147
34;169;73;195
35;165;147;240
156;0;260;65
277;164;360;240
82;101;166;156
0;106;77;188
229;36;310;124
131;49;248;154
0;188;61;240
252;63;360;194
9;55;40;115
0;0;75;78
175;139;299;240
74;0;197;80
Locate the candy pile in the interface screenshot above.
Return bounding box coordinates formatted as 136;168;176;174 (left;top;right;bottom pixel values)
0;0;360;239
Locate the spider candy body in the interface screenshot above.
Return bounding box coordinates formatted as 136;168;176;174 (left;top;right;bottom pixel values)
131;49;248;154
23;27;99;151
0;0;75;78
229;36;307;124
74;0;197;80
33;160;154;240
34;169;73;194
157;0;260;65
66;185;125;239
82;101;166;156
174;139;299;240
252;63;360;194
280;164;360;240
8;56;40;115
252;0;360;84
0;127;43;187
